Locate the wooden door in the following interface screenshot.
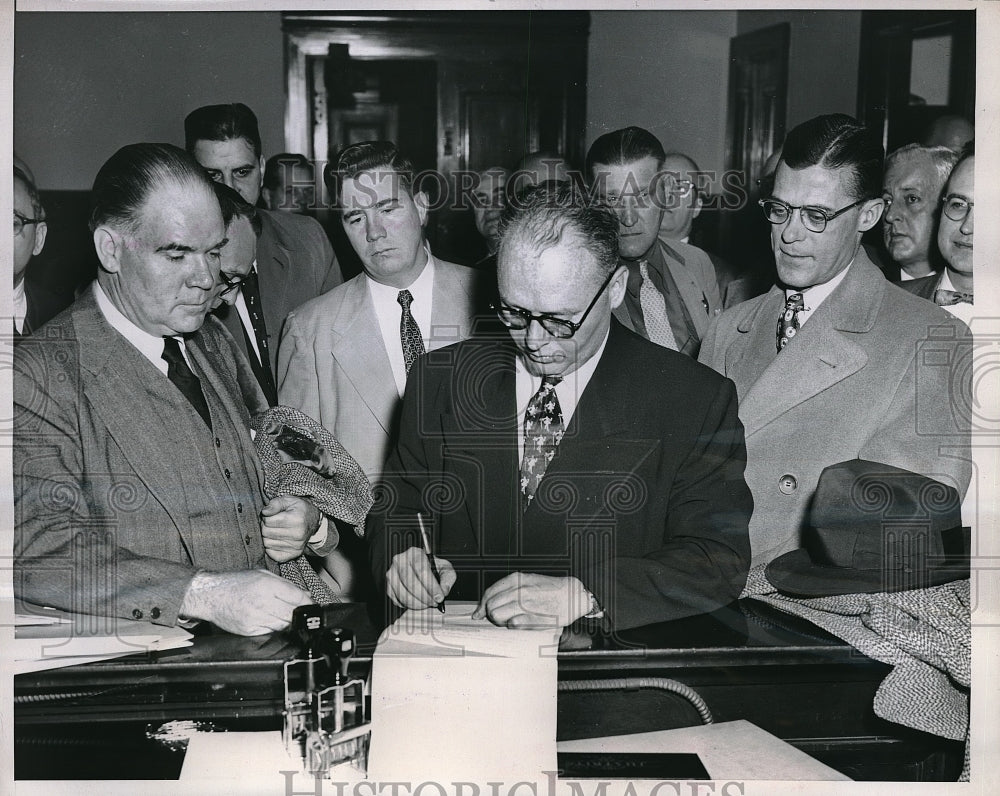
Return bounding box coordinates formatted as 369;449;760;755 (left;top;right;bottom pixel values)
283;11;589;264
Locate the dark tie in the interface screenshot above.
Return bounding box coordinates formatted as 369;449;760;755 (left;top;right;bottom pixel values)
241;266;278;403
935;288;973;306
520;376;564;509
397;289;426;375
776;292;805;352
161;337;212;428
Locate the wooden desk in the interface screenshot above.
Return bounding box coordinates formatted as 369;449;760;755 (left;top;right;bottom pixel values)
13;600;963;781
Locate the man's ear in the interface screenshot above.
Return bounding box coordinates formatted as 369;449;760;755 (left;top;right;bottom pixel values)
32;221;47;257
414;190;430;226
258;155;266;192
692;194;704;221
858;197;885;233
607;264;629;310
93;226;123;273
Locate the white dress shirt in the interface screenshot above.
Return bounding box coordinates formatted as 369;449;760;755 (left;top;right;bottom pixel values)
368;249;435;397
13;278;27;334
94;280;191;374
785;259;853;327
514;328;610;462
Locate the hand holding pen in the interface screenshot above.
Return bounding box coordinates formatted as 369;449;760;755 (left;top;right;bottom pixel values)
417;513;446;613
384;515;456;611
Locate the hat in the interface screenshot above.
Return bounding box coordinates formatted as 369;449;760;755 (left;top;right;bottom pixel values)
766;459;970;597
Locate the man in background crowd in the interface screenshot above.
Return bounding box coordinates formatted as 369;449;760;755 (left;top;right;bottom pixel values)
13;166;69;336
900;142;973;324
588;126;721;357
185;103;342;403
881;144;958;282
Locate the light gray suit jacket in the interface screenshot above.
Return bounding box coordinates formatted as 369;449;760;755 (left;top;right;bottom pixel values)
14;288;273;626
277;259;484;483
699;252;972;566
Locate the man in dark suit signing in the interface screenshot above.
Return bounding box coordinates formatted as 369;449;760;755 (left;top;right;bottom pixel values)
14;144;337;635
368;183;752;632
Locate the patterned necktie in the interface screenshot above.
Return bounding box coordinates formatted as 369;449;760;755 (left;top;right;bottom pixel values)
638;260;679;350
776;292;805;352
934;288;973;306
520;376;564;509
397;289;426;374
161;337;212;428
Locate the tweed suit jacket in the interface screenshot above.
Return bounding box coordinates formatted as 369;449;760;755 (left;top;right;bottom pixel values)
14;287;273;626
215;209;343;376
699;252;972;566
368;320;753;631
277;258;485;484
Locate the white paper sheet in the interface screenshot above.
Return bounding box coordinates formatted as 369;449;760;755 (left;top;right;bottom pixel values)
368;602;560;782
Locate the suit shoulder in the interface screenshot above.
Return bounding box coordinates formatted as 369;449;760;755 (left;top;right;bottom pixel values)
259;209;328;248
616;324;734;393
881;280;969;336
285;274;363;324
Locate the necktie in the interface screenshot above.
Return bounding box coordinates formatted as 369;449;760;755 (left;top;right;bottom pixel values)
934;288;973;306
638;261;679;351
241;266;277;396
520;376;564;509
398;289;426;374
161;337;212;428
776;292;805;352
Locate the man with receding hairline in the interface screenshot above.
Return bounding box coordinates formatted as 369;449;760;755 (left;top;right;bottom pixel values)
369;182;751;633
13;143;338;636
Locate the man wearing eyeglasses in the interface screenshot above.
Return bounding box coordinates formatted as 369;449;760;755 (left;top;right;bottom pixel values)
699;114;972;567
900;141;974;323
368;182;752;633
13;166;69;337
587;128;722;358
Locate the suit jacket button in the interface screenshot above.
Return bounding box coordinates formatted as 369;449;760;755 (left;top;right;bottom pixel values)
224;468;232;479
245;535;252;545
237;503;244;514
215;437;221;448
132;609;143;619
150;607;161;619
778;474;798;494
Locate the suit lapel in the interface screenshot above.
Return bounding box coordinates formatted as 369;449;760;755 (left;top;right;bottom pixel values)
659;240;709;338
75;296;196;551
738;257;883;437
727;288;784;395
330;277;398;435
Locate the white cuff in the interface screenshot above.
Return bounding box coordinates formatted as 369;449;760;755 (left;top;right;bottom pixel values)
307;516;329;550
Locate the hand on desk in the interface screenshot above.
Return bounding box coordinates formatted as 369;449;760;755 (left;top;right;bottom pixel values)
473;573;591;628
386;547;456;609
260;495;322;563
179;570;311;635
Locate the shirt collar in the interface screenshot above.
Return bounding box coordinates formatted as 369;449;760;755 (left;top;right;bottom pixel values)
94;280;176;371
786;257;854;308
365;244;435;303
